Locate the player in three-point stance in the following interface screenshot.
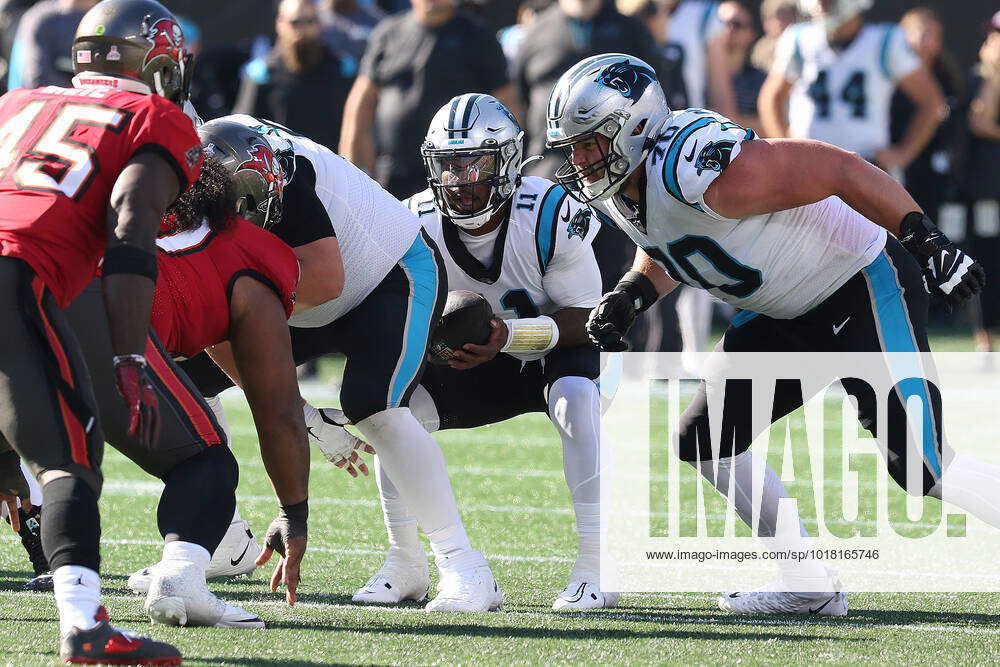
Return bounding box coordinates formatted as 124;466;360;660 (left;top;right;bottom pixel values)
346;94;615;611
546;53;1000;616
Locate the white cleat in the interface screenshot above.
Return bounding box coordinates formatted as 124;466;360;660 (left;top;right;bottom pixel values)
425;564;503;613
128;519;259;595
718;576;848;616
144;561;265;629
553;581;621;611
352;548;430;605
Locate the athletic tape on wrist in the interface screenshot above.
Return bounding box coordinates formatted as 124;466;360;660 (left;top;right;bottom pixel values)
500;316;560;354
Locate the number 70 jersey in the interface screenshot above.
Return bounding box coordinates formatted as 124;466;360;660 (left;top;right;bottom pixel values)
590;108;886;319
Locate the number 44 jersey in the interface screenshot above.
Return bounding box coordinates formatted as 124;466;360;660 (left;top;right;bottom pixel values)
590;108;886;319
407;175;602;328
0;83;202;307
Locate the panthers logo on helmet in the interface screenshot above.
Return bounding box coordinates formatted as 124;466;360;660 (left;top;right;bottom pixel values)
237;143;285;203
567;208;592;240
595;60;657;104
695;140;736;176
142;17;183;67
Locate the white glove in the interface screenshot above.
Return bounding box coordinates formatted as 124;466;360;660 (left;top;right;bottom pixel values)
302;404;375;477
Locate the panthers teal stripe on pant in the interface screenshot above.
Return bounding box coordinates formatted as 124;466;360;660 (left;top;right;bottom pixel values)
863;251;942;477
388;231;442;408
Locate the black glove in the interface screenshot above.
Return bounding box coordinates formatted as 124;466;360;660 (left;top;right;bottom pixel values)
0;450;29;501
587;271;660;351
264;499;308;558
899;212;986;313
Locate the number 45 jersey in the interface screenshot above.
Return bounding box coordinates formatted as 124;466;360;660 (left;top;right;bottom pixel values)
407;175;602;326
590;109;886;319
0;83;202;307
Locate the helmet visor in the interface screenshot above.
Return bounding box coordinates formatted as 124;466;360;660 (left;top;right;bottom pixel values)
426;149;499;217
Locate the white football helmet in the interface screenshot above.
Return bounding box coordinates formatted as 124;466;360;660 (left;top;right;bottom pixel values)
545;53;671;203
799;0;871;36
421;94;524;230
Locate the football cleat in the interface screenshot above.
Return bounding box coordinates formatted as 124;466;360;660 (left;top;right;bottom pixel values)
352;547;430;605
128;519;258;595
553;581;621;611
25;572;54;592
718;575;848;616
60;605;182;665
425;564;503;613
145;561;265;629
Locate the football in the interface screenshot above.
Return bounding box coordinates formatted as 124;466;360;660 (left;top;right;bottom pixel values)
428;290;493;365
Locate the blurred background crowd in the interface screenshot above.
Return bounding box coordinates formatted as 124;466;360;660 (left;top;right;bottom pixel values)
1;0;997;355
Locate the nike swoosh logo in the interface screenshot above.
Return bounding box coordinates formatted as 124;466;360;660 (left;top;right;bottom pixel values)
832;317;850;335
808;594;838;614
230;539;252;567
306;426;317;439
684;141;698;162
560;202;571;222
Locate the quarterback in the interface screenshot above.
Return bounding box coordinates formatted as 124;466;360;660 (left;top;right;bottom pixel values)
345;94;614;610
546;53;1000;615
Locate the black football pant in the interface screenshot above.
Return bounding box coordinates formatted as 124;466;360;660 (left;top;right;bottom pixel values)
677;237;946;496
65;281;237;554
0;257;103;572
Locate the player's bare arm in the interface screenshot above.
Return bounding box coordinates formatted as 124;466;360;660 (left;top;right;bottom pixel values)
875;65;946;171
291;236;345;312
703;137;921;231
228;275;310;605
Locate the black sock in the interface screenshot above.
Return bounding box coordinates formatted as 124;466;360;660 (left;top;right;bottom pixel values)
157;445;238;554
41;476;100;573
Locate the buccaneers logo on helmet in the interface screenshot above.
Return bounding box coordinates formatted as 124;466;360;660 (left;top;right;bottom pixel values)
237;143;285;202
142;17;184;68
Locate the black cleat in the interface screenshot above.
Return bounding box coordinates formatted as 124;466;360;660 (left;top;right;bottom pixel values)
60;606;182;665
24;571;53;592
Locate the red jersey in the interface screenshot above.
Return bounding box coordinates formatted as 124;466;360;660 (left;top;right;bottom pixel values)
152;216;299;358
0;84;202;306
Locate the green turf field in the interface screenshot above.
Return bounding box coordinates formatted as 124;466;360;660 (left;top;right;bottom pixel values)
2;335;999;665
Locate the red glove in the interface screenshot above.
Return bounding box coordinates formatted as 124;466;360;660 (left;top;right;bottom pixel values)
113;355;160;448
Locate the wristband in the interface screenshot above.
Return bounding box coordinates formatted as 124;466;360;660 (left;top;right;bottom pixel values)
500;316;560;353
103;244;158;281
279;498;309;532
615;270;660;313
112;354;147;367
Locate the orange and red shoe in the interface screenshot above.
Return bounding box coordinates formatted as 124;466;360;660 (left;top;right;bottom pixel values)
60;606;182;665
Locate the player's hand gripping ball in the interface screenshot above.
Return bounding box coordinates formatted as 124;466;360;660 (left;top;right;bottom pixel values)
428;290;494;365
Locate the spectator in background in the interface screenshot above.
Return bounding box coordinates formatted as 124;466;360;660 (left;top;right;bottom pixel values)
340;0;513;198
750;0;796;72
660;0;737;118
233;0;355;151
498;0;551;73
718;0;764;129
890;7;963;220
7;0;98;90
320;0;384;63
617;0;688;109
964;12;1000;354
0;0;41;92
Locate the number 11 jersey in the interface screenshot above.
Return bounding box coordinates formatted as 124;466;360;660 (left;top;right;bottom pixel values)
590;108;886;319
0;82;202;306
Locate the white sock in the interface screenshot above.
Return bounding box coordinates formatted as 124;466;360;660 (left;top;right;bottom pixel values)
696;450;829;588
53;565;101;635
205;394;232;444
930;452;1000;529
162;540;211;571
374;456;424;558
547;376;602;579
356;408;479;570
21;459;43;506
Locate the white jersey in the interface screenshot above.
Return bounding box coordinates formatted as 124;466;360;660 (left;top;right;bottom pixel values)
224;116;423;328
591;109;886;319
665;0;723;109
406;177;601;355
773;22;920;158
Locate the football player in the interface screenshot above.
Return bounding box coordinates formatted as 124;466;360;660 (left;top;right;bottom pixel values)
344;93;615;611
62;152;310;628
0;0;199;662
140;115;503;613
546;53;999;616
758;0;945;177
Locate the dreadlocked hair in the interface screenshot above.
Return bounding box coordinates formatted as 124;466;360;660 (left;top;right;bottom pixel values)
164;156;237;233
